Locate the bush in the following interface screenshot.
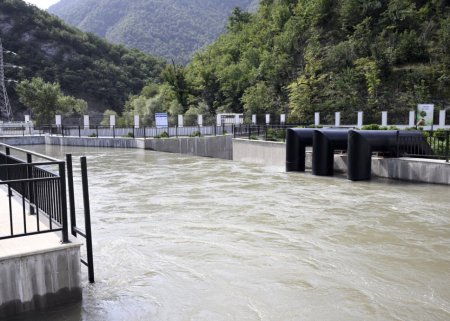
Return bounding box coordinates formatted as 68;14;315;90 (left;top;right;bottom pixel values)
361;124;380;130
266;128;286;141
189;131;202;137
434;129;448;142
88;133;97;137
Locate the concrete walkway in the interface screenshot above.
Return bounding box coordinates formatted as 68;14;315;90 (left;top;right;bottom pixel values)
0;187;68;260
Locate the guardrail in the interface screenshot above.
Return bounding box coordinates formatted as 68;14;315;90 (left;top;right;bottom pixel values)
0;144;68;242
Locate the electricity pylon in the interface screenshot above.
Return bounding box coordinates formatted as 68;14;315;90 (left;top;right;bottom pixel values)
0;38;13;121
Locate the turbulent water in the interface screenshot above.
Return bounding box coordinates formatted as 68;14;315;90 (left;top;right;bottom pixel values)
12;145;450;321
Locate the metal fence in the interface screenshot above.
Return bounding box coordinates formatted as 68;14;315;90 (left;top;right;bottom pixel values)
0;144;68;241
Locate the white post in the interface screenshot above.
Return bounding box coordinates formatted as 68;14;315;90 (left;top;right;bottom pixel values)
382;111;388;127
409;111;415;127
280;114;286;124
252;114;256;125
335;112;341;127
198;114;203;127
55;115;62;126
84;115;90;129
134;115;140;129
357;111;363;128
110;114;116;128
265;114;271;125
25;115;30;123
178;114;184;127
314;112;320;126
235;114;240;125
439;110;446;128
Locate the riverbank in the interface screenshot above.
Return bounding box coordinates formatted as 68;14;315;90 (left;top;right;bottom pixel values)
1;135;448;185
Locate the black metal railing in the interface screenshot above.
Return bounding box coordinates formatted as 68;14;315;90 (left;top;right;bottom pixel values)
0;144;68;242
398;130;449;162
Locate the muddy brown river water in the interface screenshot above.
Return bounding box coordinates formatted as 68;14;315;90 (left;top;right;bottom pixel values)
11;145;450;321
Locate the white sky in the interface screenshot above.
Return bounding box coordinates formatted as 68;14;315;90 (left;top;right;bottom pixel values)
25;0;60;9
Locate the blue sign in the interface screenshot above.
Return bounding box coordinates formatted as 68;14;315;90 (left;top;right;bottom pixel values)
155;112;168;128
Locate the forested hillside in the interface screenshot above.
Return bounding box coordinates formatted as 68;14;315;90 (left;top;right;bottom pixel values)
175;0;449;124
49;0;258;65
0;0;164;117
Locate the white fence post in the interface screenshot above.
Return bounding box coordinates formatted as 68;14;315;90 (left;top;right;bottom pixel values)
55;115;62;126
335;112;340;127
382;111;388;127
84;115;90;129
252;114;256;125
265;114;271;125
280;114;286;124
134;115;140;129
314;112;320;126
357;111;363;128
110;114;116;129
178;115;184;127
439;110;446;128
198;114;203;127
409;111;415;127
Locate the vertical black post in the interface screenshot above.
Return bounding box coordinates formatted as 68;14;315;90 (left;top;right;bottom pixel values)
222;124;224;135
96;126;99;138
396;130;400;157
81;157;95;283
265;125;268;141
22;126;25;136
113;125;115;139
144;126;146;139
446;131;449;163
132;127;135;138
214;124;216;136
58;162;69;243
78;126;81;138
176;125;178;138
66;154;77;237
26;153;35;215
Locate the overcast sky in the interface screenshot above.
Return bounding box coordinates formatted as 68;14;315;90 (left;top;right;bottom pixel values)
25;0;60;9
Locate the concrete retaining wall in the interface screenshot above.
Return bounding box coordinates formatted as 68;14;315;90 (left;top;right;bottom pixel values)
232;139;286;167
0;136;45;145
233;138;450;185
0;244;82;318
45;135;233;159
46;136;139;148
145;135;233;159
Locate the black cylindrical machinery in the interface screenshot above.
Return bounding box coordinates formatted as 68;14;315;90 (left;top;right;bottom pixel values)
312;129;348;176
285;128;315;172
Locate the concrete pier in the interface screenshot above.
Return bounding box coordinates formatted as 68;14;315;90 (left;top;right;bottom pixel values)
0;188;82;318
233;138;450;185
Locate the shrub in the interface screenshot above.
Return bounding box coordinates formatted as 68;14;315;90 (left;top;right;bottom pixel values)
189;131;202;137
361;124;380;130
88;133;97;137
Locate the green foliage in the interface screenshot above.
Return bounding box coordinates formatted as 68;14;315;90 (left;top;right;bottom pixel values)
189;131;202;137
16;77;87;125
361;124;381;130
0;0;164;117
184;0;450;123
154;131;169;139
88;133;97;138
49;0;257;64
266;128;286;141
434;128;448;142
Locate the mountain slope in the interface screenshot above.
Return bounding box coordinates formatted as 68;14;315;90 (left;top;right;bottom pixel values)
49;0;258;64
185;0;450;122
0;0;164;116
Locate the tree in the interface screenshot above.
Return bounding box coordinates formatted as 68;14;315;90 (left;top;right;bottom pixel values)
16;77;87;125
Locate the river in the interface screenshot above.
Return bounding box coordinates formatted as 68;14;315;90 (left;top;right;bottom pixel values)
11;145;450;321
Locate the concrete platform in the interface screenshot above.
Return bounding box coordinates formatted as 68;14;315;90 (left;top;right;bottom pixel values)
0;188;83;318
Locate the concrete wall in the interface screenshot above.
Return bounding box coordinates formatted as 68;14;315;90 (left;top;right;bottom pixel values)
233;138;450;185
144;135;233;160
0;244;82;318
233;139;286;167
45;135;233;159
46;136;139;148
0;136;45;145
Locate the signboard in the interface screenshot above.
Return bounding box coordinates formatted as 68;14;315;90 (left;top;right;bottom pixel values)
416;104;434;126
155;112;168;128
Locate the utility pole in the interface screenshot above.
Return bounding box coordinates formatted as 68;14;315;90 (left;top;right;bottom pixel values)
0;38;17;121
